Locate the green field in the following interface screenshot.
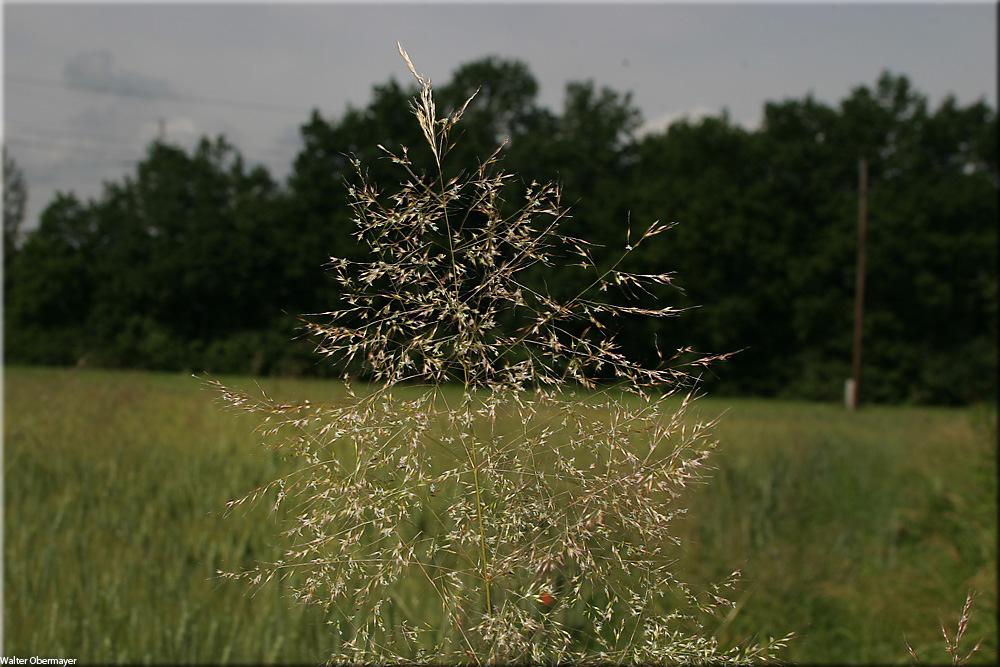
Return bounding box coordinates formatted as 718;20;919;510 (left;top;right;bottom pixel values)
4;366;996;664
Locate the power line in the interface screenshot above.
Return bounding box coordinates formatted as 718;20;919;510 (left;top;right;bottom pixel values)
6;73;316;117
5;122;302;161
5;122;153;148
5;135;140;157
5;136;140;166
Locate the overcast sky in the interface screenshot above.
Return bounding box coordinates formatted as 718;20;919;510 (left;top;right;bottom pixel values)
3;2;996;230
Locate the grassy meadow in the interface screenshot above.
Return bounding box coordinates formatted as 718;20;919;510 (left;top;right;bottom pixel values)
4;366;996;664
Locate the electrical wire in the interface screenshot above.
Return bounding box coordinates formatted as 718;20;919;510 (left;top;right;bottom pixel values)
6;73;315;116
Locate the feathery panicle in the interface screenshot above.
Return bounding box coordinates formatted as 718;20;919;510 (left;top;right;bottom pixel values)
214;45;786;664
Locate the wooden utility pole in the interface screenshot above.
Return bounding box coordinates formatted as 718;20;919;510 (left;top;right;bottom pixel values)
848;157;868;410
157;118;166;142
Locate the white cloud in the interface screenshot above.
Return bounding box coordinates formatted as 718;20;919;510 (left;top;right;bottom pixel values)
637;106;718;138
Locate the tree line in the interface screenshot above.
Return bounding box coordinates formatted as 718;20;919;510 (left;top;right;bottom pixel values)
4;59;996;404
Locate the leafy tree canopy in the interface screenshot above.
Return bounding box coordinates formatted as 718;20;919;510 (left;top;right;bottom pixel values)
6;63;996;404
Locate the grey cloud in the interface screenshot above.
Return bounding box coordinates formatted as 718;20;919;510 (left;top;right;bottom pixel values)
63;50;172;99
5;3;992;232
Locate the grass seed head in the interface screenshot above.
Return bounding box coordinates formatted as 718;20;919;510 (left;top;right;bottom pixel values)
215;45;786;664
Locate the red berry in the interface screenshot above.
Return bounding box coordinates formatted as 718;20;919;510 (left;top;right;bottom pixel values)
539;591;555;607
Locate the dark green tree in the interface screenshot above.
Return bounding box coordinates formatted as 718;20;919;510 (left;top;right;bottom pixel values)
6;193;94;365
4;148;28;267
5;62;994;403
